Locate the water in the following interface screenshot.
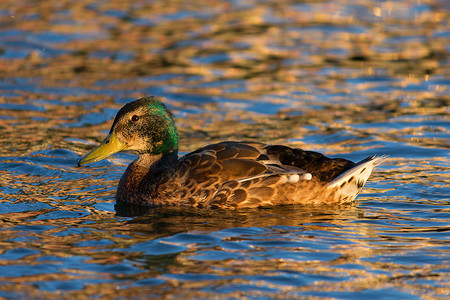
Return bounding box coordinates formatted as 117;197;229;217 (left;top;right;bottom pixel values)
0;0;449;298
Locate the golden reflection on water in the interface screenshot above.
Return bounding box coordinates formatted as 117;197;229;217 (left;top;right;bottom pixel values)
0;0;449;298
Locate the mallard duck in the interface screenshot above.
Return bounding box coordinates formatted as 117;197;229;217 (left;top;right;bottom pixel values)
78;97;386;209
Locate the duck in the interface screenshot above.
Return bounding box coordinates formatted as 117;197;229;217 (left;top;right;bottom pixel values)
78;96;387;209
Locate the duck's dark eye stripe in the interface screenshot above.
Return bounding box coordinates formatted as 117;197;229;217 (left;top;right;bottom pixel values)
131;115;139;122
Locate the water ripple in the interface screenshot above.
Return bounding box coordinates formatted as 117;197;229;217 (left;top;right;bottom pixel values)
0;0;448;298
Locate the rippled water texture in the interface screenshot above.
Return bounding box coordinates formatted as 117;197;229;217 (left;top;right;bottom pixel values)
0;0;449;298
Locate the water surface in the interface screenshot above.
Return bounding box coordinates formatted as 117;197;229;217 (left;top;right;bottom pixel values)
0;0;449;298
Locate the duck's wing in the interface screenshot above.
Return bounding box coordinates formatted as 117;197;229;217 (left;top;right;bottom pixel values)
172;142;272;207
177;142;362;187
175;142;384;208
174;142;294;207
261;145;356;182
177;141;270;184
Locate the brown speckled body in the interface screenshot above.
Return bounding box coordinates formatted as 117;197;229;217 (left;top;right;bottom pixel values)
116;141;356;209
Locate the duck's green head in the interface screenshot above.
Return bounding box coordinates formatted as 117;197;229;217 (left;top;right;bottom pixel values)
78;97;179;166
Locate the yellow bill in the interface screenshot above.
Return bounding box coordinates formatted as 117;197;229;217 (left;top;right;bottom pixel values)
78;131;127;166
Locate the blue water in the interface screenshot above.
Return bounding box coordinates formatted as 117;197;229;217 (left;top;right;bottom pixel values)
0;0;449;298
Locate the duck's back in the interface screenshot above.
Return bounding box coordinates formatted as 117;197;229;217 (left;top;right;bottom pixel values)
167;141;372;209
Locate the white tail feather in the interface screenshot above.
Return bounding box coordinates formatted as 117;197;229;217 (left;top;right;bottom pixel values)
328;155;388;202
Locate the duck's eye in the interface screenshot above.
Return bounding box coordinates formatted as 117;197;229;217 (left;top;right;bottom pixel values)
131;115;139;122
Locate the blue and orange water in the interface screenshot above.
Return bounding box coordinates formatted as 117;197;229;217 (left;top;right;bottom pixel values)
0;0;448;298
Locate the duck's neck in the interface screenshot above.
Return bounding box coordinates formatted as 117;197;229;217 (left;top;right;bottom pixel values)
116;151;178;205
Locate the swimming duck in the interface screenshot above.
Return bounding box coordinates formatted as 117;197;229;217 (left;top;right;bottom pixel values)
78;97;386;209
